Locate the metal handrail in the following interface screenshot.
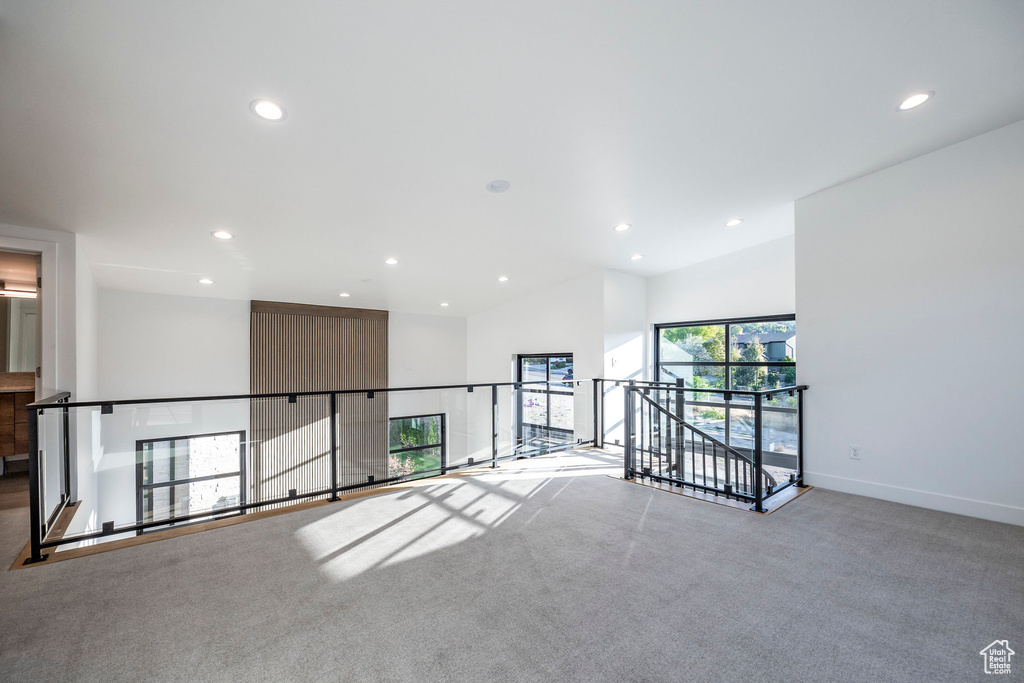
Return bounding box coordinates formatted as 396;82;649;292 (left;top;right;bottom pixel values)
622;379;803;511
31;391;71;406
23;379;602;564
634;390;777;489
599;378;808;398
28;380;588;411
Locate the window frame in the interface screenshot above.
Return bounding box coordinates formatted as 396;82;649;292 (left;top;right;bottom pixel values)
388;413;447;476
653;314;796;392
654;315;797;455
516;353;574;429
515;353;575;454
135;429;247;534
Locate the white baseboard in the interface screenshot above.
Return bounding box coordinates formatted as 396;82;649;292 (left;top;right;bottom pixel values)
804;471;1024;526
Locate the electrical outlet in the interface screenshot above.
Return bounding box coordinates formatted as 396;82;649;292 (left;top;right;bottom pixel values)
849;444;862;460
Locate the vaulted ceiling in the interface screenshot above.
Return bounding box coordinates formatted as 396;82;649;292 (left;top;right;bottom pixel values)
1;1;1022;314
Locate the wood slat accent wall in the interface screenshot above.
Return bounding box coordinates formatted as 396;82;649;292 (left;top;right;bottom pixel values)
250;301;388;504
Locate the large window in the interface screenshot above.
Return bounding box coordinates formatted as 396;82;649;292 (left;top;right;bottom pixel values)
136;431;245;531
654;316;798;471
388;414;445;478
655;315;796;391
516;354;574;453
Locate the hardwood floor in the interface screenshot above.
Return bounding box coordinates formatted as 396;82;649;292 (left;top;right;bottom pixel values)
610;473;811;513
0;472;29;511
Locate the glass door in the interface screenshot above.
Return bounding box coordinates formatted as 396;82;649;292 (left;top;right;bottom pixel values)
516;354;574;454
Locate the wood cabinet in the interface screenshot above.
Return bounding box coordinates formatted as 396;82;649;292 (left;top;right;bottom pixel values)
1;390;34;458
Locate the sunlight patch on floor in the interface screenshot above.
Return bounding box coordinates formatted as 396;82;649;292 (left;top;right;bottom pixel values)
294;451;619;581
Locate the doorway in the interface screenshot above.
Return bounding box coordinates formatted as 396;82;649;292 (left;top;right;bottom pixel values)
0;248;40;480
516;354;574;455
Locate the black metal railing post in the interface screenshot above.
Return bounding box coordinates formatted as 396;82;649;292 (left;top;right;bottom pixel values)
797;388;806;487
673;378;685;479
328;392;339;501
624;380;635;479
441;412;448;473
26;406;45;564
61;402;72;504
752;393;764;512
593;379;601;448
491;384;499;468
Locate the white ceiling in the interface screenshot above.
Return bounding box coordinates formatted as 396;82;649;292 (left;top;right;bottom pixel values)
1;1;1022;315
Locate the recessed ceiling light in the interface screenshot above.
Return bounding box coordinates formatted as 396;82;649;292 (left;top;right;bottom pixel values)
725;218;743;227
211;230;234;240
384;258;399;265
497;276;509;282
630;254;643;261
614;223;631;232
250;99;286;121
440;302;449;307
898;91;933;111
486;180;511;193
339;292;350;297
199;278;214;285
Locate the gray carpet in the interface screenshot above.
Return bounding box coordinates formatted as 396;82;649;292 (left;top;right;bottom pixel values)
0;450;1020;682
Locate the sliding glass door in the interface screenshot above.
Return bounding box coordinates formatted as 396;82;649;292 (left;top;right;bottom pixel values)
516;354;574;454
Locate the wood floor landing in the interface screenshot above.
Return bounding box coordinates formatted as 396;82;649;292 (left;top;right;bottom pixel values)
610;474;811;513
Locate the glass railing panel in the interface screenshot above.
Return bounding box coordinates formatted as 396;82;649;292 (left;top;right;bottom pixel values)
727;403;754;454
495;385;516;459
388;413;443;479
762;393;799;485
57;397;256;547
462;386;495;468
38;407;65;529
39;380;619;556
254;394;332;505
334;391;387;489
571;381;594;446
387;386;489;474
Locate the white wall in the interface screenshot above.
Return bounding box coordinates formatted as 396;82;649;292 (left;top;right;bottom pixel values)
646;235;795;328
388;312;478;466
63;289;252;541
796;120;1024;525
603;270;647;381
79;294;476;539
466;271;606;447
75;240;98;401
70;240;99;509
388;312;467;387
466;271;605;383
96;289;249;400
602;270;647;445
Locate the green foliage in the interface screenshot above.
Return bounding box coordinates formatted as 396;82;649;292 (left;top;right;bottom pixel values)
388;415;444;478
388;449;442;478
699;408;726;420
661;325;726;362
389;416;441;451
661;323;795;391
732;337;767;389
780;356;796;386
